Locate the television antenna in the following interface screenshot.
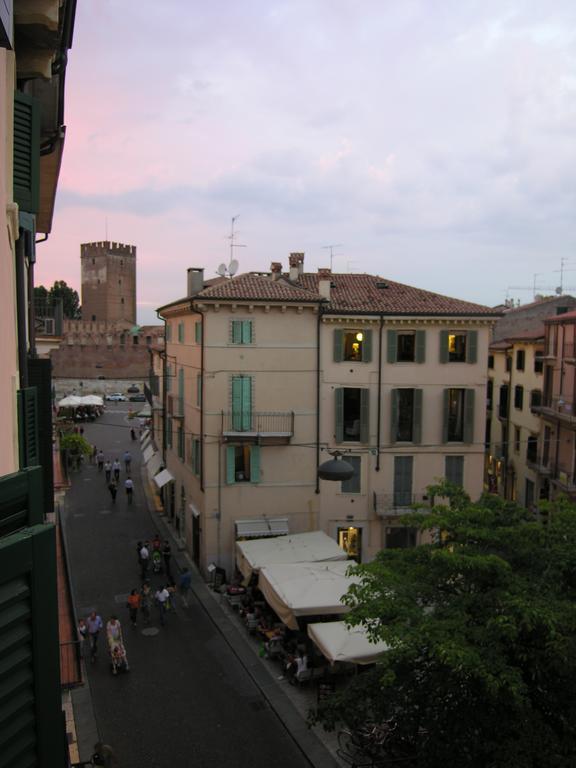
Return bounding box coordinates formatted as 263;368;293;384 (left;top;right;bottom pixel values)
217;216;245;278
322;243;342;271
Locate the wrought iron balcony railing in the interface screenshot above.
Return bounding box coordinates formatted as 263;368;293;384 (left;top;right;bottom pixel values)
532;396;576;422
373;492;430;516
222;411;294;436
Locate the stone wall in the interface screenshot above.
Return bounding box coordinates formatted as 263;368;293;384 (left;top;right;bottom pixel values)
50;344;151;380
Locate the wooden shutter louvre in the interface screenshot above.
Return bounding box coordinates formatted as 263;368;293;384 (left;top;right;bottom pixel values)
412;389;423;444
13;91;40;214
442;389;450;443
463;389;475;443
362;329;372;363
415;330;426;363
226;446;236;484
242;320;252;344
232;321;242;344
387;330;397;363
17;387;39;468
334;388;344;443
390;389;399;444
360;389;370;444
439;331;449;364
333;329;344;362
466;330;478;364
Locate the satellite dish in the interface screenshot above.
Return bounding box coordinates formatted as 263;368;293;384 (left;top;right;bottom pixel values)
217;263;227;277
229;259;239;277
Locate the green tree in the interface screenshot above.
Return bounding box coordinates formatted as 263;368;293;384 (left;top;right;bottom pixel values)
35;281;81;318
315;485;576;768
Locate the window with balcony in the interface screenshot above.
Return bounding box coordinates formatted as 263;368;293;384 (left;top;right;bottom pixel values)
516;350;525;371
387;330;425;363
341;456;361;493
390;389;422;443
231;375;252;431
440;330;477;363
226;445;260;484
443;388;475;443
530;389;542;408
393;456;413;506
334;329;372;362
335;388;369;443
526;436;538;463
231;320;253;345
514;385;524;410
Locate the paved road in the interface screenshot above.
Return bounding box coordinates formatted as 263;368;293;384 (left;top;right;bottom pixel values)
62;405;314;768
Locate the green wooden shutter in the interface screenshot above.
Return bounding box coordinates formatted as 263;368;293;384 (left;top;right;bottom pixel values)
177;322;183;343
232;320;242;344
241;377;252;430
178;368;184;414
194;440;201;476
445;456;464;486
333;329;344;362
466;330;478;364
190;437;196;469
439;331;449;364
390;389;399;443
13;91;40;214
0;466;43;536
412;389;423;444
250;446;261;483
387;330;397;363
335;388;344;443
362;329;372;363
415;331;426;363
226;446;236;484
393;456;413;506
360;389;370;443
196;374;202;407
166;363;172;393
242;320;252;344
17;387;39;468
442;389;450;443
166;416;173;448
165;323;171;342
232;376;252;430
463;389;475;443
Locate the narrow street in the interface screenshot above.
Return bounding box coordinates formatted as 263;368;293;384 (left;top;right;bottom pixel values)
62;405;315;768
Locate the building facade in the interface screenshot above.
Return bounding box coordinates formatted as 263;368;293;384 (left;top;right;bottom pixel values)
152;257;499;578
80;240;137;324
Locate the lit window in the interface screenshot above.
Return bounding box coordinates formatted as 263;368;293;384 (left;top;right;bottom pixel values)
448;333;467;362
344;331;364;361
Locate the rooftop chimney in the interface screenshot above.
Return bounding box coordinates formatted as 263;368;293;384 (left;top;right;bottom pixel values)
187;268;204;296
289;252;305;281
318;267;331;300
270;262;282;281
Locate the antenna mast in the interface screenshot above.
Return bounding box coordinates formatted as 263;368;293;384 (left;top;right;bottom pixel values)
322;243;342;271
228;215;246;263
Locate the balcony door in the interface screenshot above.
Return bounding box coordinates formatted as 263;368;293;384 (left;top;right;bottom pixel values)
393;456;413;506
231;375;252;431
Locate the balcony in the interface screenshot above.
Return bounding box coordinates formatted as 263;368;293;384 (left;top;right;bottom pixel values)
373;492;430;517
532;396;576;425
525;454;552;476
222;411;294;444
552;463;576;494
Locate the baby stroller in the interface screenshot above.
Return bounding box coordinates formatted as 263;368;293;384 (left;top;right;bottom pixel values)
109;641;129;675
151;549;162;574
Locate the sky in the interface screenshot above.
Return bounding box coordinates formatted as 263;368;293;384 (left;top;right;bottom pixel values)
35;0;576;325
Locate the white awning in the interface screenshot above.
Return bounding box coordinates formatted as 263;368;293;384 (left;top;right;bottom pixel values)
236;531;346;582
257;561;358;631
137;405;151;417
146;453;162;480
154;469;174;489
235;518;289;539
140;429;150;443
307;621;389;666
142;444;155;464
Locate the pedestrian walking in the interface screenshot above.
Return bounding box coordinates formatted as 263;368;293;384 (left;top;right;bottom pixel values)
96;451;105;472
178;568;192;608
155;585;170;626
78;618;88;657
106;616;129;674
112;458;120;482
139;542;150;580
104;460;112;483
126;589;141;627
162;540;172;580
140;581;152;625
108;479;117;503
151;533;162;553
125;477;134;504
130;427;136;441
123;450;132;474
86;611;103;661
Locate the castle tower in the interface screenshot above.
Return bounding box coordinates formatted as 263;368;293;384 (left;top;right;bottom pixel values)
80;241;137;324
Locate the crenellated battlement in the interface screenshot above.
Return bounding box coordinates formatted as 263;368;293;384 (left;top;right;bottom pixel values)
81;241;136;257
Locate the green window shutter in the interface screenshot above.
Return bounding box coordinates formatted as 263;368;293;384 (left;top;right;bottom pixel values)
415;330;426;363
166;363;172;393
195;321;202;344
387;330;397;363
463;389;475;443
445;456;464;486
178;368;184;414
190;437;196;468
17;387;39;468
13;91;40;214
0;466;43;535
196;374;202;407
231;320;242;344
412;389;423;444
362;329;372;363
178;426;184;459
360;389;370;443
334;388;344;443
242;320;252;344
165;324;171;342
390;389;399;443
226;446;236;484
439;331;449;364
466;330;478;364
232;376;252;430
442;389;450;443
177;322;183;343
194;440;201;476
333;329;344;362
250;446;261;483
166;417;173;449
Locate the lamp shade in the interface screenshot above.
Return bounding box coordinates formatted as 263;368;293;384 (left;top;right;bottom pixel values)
318;455;355;482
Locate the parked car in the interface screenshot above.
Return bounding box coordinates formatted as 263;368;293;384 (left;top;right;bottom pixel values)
127;385;140;393
129;394;146;402
106;393;127;402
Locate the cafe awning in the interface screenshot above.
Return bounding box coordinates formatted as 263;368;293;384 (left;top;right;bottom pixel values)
154;469;174;489
236;531;346;582
146;453;162;480
235;518;289;540
257;561;358;631
307;621;389;666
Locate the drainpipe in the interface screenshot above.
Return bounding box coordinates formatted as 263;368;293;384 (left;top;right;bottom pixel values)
315;307;322;493
191;302;206;494
376;315;384;471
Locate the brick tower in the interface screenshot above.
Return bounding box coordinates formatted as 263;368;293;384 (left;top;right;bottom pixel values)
80;241;137;323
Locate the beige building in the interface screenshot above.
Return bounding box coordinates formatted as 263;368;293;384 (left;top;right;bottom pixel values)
152;257;499;578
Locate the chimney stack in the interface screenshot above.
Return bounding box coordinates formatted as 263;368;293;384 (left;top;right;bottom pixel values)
289;252;305;281
318;267;331;300
187;267;204;296
270;262;282;281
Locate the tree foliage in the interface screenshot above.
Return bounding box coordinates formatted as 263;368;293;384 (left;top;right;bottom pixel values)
59;433;92;456
315;484;576;768
34;280;81;319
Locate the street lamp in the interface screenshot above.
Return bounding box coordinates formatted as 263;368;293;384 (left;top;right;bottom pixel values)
318;450;355;482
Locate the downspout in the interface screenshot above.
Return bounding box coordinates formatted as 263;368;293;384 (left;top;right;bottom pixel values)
315;306;322;493
376;315;384;471
191;302;205;494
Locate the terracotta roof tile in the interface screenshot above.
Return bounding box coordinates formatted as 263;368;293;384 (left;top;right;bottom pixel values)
195;272;499;316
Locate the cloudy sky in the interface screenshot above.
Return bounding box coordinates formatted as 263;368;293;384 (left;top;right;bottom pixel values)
36;0;576;324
